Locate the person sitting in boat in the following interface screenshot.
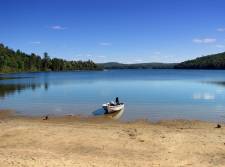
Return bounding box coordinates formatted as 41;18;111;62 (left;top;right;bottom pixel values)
115;97;120;105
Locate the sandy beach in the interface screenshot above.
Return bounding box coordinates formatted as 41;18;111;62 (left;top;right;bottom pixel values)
0;110;225;167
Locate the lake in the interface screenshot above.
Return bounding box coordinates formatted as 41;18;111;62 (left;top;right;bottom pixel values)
0;69;225;122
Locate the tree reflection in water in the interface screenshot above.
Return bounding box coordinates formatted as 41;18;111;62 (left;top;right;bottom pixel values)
0;83;48;98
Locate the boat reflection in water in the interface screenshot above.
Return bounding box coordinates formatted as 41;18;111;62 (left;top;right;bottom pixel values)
92;108;124;120
105;109;124;120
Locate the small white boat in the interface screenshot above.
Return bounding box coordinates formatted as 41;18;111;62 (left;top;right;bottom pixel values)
102;97;124;114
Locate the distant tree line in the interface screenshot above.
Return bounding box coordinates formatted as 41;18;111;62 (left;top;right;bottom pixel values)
175;52;225;69
100;52;225;70
0;43;101;73
98;62;176;69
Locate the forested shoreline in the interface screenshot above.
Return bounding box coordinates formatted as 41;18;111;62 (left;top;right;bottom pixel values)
100;52;225;70
175;52;225;69
0;43;101;73
1;43;225;73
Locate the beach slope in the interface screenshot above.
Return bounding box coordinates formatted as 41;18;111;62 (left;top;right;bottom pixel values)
0;111;225;167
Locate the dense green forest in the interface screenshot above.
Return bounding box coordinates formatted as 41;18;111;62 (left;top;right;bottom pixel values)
0;43;101;73
175;52;225;69
2;43;225;72
99;62;176;69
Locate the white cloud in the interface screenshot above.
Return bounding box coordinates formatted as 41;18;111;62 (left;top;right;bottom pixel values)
215;44;224;48
97;55;106;58
89;54;106;59
30;41;41;44
153;51;161;55
192;93;215;100
99;42;112;46
217;28;225;32
124;61;133;64
134;59;143;62
50;25;67;30
193;38;216;44
86;54;93;57
76;53;106;60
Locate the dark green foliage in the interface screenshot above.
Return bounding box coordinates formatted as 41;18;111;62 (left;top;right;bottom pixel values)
99;62;176;69
0;43;101;73
175;52;225;69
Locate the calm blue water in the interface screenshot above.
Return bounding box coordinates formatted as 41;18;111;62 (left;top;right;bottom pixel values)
1;69;225;122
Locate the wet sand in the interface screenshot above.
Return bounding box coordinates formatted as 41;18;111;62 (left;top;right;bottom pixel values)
0;110;225;167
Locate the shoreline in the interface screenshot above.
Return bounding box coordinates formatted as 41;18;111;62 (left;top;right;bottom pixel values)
1;110;225;166
0;69;104;75
2;68;225;76
0;109;221;124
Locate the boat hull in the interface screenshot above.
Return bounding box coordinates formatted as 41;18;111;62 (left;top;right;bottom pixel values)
102;103;124;113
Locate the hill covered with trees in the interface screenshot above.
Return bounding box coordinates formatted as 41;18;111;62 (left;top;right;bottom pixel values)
2;43;225;72
99;62;176;69
0;43;101;73
175;52;225;69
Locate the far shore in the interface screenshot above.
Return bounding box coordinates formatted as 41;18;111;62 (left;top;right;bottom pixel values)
0;109;225;167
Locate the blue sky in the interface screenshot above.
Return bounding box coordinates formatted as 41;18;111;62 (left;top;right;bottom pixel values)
0;0;225;63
